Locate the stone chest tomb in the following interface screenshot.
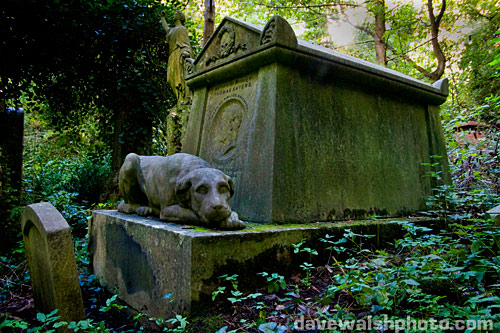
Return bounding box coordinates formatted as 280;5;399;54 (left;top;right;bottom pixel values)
91;15;450;319
183;15;450;223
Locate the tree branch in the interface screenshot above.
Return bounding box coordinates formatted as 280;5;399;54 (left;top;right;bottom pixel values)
426;0;447;81
343;15;435;79
256;2;359;10
386;37;435;63
385;43;434;79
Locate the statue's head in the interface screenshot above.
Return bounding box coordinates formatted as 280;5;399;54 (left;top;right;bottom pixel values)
173;10;186;24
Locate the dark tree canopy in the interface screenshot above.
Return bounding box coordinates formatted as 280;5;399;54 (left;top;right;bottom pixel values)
1;0;199;168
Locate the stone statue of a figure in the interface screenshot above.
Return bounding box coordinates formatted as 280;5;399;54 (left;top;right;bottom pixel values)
161;10;193;105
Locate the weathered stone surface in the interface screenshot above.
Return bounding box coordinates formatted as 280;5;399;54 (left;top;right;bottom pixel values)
90;209;434;318
117;153;245;230
161;10;193;106
487;205;500;225
0;107;24;250
183;15;450;223
161;10;194;153
0;107;24;199
21;203;85;323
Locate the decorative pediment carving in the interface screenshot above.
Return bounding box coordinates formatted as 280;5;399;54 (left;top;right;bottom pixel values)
260;15;297;48
193;17;261;72
205;23;248;67
191;16;297;75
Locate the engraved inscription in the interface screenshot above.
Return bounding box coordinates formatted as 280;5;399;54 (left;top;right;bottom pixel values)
213;81;253;97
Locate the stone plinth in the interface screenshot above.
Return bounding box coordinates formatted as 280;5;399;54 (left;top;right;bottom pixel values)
90;210;433;318
182;15;450;223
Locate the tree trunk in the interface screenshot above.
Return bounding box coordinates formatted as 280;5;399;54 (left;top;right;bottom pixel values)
374;0;386;65
203;0;215;46
427;0;446;81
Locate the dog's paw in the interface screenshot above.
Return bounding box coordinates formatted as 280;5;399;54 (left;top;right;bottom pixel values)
118;201;134;214
220;211;246;230
136;206;153;216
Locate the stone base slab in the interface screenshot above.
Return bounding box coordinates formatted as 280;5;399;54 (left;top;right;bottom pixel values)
89;210;435;318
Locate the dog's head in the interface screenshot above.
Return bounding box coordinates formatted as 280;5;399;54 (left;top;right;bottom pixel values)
175;168;234;224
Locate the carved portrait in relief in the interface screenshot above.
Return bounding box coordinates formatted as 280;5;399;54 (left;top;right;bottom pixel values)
260;18;276;44
209;98;245;160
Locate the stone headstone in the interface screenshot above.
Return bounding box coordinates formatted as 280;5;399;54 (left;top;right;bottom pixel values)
487;205;500;225
21;202;85;322
0;107;24;250
183;15;450;223
0;107;24;199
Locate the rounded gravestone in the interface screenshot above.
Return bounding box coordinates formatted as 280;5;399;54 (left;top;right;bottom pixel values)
22;202;85;324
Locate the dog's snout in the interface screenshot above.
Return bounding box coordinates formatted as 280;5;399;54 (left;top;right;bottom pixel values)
211;204;225;211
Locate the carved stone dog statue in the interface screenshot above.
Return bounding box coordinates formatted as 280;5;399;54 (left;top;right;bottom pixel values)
117;153;246;230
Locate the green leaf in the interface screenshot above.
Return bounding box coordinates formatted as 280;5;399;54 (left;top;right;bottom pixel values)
48;309;59;317
106;294;118;307
403;279;420;286
37;313;47;322
440;266;464;272
422;254;441;261
231;290;243;297
53;322;67;328
78;320;90;329
489;57;500;67
468;295;500;304
259;321;286;333
471;240;482;253
215;326;228;333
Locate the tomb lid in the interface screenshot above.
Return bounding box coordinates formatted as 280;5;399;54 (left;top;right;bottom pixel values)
188;15;448;104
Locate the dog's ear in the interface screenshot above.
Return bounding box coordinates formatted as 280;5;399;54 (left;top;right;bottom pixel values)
225;175;235;197
175;176;192;208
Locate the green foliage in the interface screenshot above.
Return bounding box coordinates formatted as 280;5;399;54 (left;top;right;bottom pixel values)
292;239;320;286
1;309;60;333
22;152;111;232
99;294;126;313
0;317;29;330
2;0;202;170
1;0;189;112
0;148;24;251
25;153;111;204
165;314;189;332
257;321;288;333
443;122;500;198
213;274;262;304
455;7;500;122
258;272;286;293
2;2;500;332
152;104;191;156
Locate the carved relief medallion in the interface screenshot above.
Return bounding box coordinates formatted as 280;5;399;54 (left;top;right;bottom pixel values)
209;98;245;160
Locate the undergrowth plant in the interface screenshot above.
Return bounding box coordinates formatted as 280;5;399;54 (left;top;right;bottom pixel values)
23;152;111;234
